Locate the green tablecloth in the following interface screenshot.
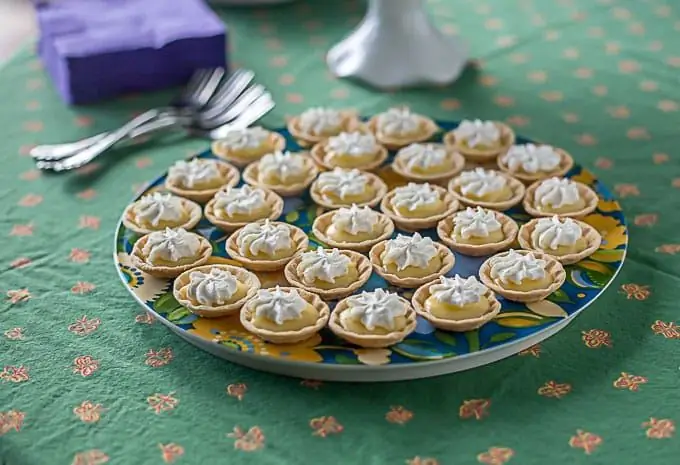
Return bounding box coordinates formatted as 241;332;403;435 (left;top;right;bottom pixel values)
2;1;679;463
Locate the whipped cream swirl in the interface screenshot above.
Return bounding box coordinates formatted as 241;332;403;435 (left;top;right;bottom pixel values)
238;220;292;256
316;168;368;201
333;204;379;236
457;168;508;198
399;143;448;170
453;207;502;239
532;216;582;250
534;177;580;209
454;119;501;148
326;132;377;157
342;289;406;331
299;248;350;284
489;249;547;285
142;227;201;264
133;192;185;227
214;185;267;218
376;108;420;136
383;233;438;271
299;107;343;135
429;275;487;306
168;159;222;188
259;151;306;182
392;183;440;212
502;144;561;174
219;126;269;149
252;286;306;325
187;268;238;306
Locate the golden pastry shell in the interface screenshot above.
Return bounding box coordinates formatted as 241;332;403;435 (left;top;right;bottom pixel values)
204;187;284;232
164;159;240;203
391;144;465;183
380;184;459;232
369;239;455;288
448;170;525;211
437;210;519;257
523;179;599;218
211;131;287;168
443;121;516;163
286;110;362;148
122;195;202;235
367;111;439;150
173;264;261;318
518;217;602;265
312;209;395;253
497;146;574;184
131;231;212;278
242;153;319;197
240;287;330;344
309;170;388;209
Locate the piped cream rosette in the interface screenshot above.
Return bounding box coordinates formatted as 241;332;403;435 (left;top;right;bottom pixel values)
368;107;439;150
443;119;515;162
226;220;309;271
448;167;525;210
518;216;602;264
131;227;212;278
243;150;319;197
437;206;519;257
309;168;387;209
497;143;574;183
391;142;465;183
164;158;240;203
204;185;284;232
523;177;598;218
123;192;202;235
380;182;459;231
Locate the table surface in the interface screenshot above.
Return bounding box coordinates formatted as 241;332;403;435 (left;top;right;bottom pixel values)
1;1;679;464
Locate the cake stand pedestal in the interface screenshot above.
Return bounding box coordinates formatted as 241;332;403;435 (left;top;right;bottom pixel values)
327;0;467;89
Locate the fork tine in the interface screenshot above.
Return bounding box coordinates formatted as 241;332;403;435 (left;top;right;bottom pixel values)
194;68;225;108
181;68;210;103
199;84;266;129
199;70;255;121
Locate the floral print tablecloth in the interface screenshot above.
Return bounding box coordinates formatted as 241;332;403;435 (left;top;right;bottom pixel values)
2;1;679;464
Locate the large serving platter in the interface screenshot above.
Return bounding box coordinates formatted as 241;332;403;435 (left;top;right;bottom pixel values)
114;120;627;382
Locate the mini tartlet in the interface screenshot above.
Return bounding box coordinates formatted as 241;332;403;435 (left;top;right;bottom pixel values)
226;220;309;271
391;143;465;183
479;249;566;303
437;206;519;256
211;126;286;167
523;177;598;218
368;107;439;150
412;275;501;332
173;264;261;318
497;143;574;183
312;204;395;253
518;216;602;264
240;286;330;344
380;182;459;231
243;150;319;197
131;227;212;278
309;168;387;209
448;167;525;210
204;185;284;232
284;247;372;300
443;119;515;163
310;131;388;171
287;107;361;147
164;158;240;203
369;233;455;288
123;192;202;235
329;289;417;348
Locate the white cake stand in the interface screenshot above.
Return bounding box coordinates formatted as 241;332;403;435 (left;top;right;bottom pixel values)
327;0;468;89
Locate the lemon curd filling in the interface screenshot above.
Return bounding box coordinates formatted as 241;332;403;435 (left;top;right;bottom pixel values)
458;185;513;203
411;161;450;176
243;245;295;261
454;229;505;245
139;211;189;229
539;237;588;256
342;314;407;335
537;198;587;214
231;143;271;160
326;225;377;243
395;199;445;218
259;170;308;186
330;152;377;168
180;177;224;191
323;186;375;205
253;304;319;332
382;255;442;278
425;295;490;320
307;265;359;290
498;275;553;292
180;281;248;306
216;205;271;222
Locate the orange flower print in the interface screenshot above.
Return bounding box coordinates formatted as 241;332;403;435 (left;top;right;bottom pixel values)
69;248;91;263
653;153;670;164
650;320;680;339
607;105;629;118
77;188;97;200
226;383;247;400
477;447;515;465
614;184;639;197
640;80;658;92
582;329;612;348
655;244;680;255
135;313;155;324
0;410;25;435
159;443;184;463
620;283;651;300
385;406;414;425
20;169;41;181
673;178;680;189
135;157;152;169
657;100;678;112
667;57;680;68
4;327;24;340
540;91;563;102
538;381;572;399
79;216;101;230
479;75;498;87
642;418;675;439
576;133;597;146
75;116;93;127
527;71;547;83
310;416;343;437
300;379;323;389
7;289;31;304
459;399;491;420
627;127;651;140
574;67;593;78
563;47;579;59
0;365;30;383
145;348;174;367
71;450;109;465
519;344;541;357
618;59;640;73
440;99;461;110
23;120;44;132
595;157;613;169
406;458;439;465
68;316;101;336
73;401;105;423
72;281;96;294
569;430;602;455
18;194;43;207
613;372;648;391
72;355;99;377
10;223;33;236
562;112;579;123
493;95;514;107
505;115;530;127
228;426;265;451
147;392;179;414
11;257;32;268
75;163;101;176
634;214;657;227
